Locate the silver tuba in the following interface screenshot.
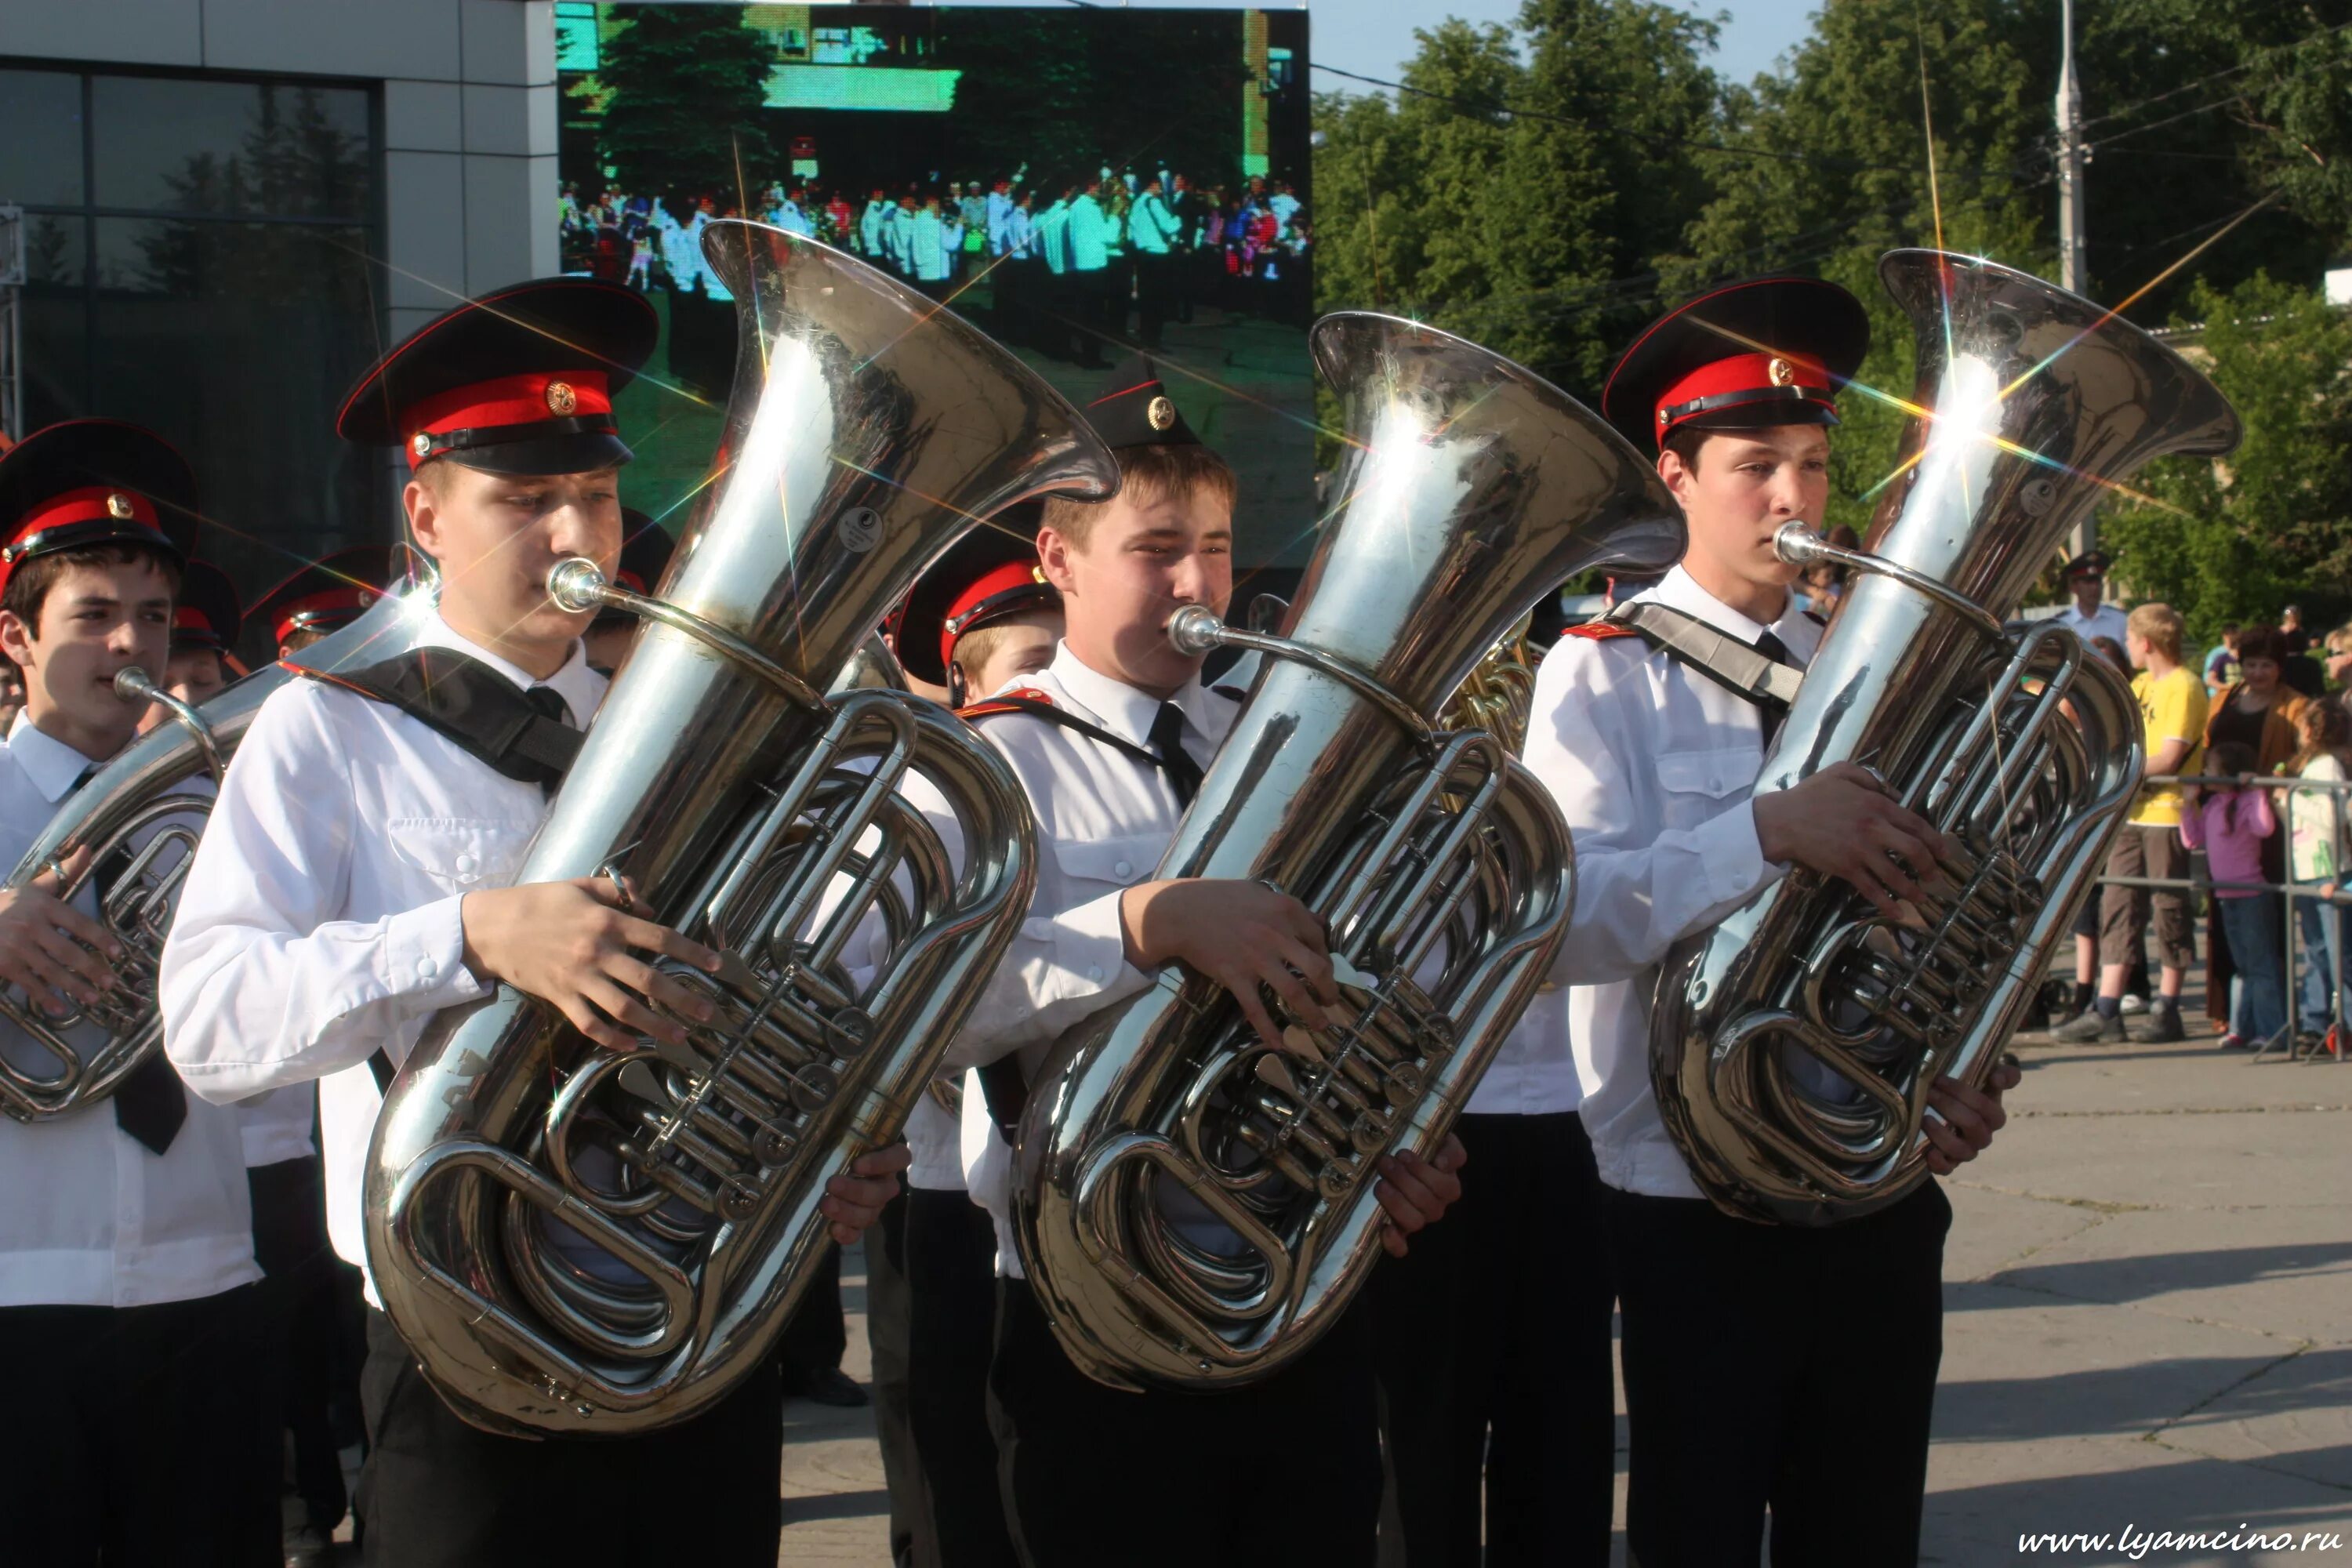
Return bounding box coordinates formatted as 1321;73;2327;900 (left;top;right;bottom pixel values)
1653;249;2241;1225
1013;313;1683;1390
2;588;431;1120
365;220;1118;1437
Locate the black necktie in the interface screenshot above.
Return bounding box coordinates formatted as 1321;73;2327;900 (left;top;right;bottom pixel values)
1146;702;1203;808
1754;631;1792;748
65;764;187;1156
525;685;573;729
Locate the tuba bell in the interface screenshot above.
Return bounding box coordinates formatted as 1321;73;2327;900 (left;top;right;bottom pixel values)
365;220;1119;1437
2;587;432;1120
1012;313;1683;1390
1652;249;2241;1225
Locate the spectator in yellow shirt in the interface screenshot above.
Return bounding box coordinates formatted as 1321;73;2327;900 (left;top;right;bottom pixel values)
2060;603;2207;1044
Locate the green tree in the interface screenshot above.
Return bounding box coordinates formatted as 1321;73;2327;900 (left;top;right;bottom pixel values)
2103;273;2352;641
1670;0;2055;532
1310;2;1720;391
593;7;777;211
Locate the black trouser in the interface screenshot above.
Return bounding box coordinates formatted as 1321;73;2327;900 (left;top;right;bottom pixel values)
1371;1111;1616;1567
867;1188;923;1568
779;1236;848;1378
0;1284;278;1567
1133;251;1174;346
989;1275;1382;1568
357;1308;783;1566
249;1154;358;1537
1606;1181;1952;1568
908;1187;1018;1568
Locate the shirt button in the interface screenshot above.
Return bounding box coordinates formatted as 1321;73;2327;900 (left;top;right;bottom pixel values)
1113;860;1133;879
1087;965;1105;982
418;956;438;979
455;853;477;873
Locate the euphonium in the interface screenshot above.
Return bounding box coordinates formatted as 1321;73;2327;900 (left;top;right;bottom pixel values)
365;220;1118;1437
1013;313;1683;1390
2;588;430;1120
1653;249;2241;1225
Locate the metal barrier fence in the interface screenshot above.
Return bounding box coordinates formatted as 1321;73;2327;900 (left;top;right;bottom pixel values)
2090;772;2350;1062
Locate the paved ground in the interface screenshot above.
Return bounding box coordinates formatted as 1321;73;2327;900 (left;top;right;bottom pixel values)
777;1002;2352;1566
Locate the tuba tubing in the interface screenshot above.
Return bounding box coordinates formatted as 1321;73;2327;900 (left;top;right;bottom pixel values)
1651;249;2242;1225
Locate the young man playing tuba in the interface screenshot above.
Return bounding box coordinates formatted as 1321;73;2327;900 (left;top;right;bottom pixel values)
1533;277;2024;1565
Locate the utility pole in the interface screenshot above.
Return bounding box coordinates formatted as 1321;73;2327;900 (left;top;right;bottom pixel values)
2056;0;2096;564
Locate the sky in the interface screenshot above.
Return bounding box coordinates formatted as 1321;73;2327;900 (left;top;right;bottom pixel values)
929;1;1826;93
1310;0;1822;89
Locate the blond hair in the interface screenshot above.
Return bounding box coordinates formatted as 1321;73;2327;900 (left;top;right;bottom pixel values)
1040;444;1238;548
2127;602;2183;662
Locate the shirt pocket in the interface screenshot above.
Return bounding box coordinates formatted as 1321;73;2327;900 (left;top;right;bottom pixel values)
385;817;532;894
1653;747;1759;826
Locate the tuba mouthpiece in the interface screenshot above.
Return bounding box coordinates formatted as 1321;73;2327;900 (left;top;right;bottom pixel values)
111;666;158;702
1164;604;1229;657
546;557;612;615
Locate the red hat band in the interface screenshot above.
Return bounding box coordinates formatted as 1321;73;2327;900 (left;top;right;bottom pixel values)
2;485;174;566
401;370;616;470
273;586;376;647
940;561;1054;672
1653;351;1835;447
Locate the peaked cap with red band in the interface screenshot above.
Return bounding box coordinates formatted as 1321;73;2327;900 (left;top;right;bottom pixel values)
172;561;242;652
1083;354;1202;452
1601;276;1869;451
896;504;1058;688
0;419;198;601
336;278;659;476
249;545;402;651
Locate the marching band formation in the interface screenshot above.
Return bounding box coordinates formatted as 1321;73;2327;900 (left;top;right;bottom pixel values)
0;216;2237;1568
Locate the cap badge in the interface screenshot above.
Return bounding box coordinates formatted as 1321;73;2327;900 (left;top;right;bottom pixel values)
1146;395;1177;432
411;433;434;458
1767;357;1796;387
546;381;578;416
105;492;136;520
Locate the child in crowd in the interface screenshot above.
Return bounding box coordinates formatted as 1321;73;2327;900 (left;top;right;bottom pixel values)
2287;702;2352;1050
2185;740;2283;1051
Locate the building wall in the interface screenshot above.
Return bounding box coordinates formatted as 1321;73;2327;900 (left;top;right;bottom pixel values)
2;0;557;349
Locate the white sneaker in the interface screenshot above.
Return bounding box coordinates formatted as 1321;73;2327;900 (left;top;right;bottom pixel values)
2118;993;2148;1014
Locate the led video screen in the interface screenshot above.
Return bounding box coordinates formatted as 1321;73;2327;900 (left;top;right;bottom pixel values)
556;3;1314;568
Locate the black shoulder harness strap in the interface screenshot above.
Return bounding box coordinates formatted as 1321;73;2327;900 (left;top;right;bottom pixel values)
292;647;583;792
962;695;1170;773
1602;600;1806;714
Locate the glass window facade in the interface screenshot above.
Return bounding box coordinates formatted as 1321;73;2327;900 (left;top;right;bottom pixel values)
1;64;388;610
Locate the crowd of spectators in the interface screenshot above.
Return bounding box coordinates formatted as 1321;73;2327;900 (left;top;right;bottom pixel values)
558;165;1312;369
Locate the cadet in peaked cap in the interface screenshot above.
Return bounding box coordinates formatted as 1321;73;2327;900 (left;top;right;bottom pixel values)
897;508;1060;705
248;545;403;659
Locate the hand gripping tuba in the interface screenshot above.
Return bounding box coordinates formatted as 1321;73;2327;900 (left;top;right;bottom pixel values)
2;589;432;1120
364;221;1117;1437
1013;313;1683;1390
1652;250;2241;1225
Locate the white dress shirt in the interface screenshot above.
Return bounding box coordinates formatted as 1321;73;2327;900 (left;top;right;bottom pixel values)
1;714;260;1308
1525;565;1821;1200
2053;600;2129;651
947;641;1236;1276
236;1084;318;1168
161;612;605;1304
